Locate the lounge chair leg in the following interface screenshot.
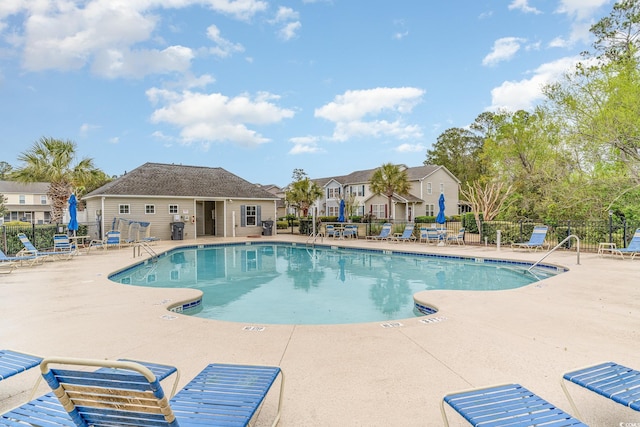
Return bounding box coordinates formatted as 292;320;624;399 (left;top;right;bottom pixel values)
560;378;583;420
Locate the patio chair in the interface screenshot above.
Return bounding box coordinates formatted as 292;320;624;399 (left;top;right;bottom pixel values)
366;223;392;241
511;225;549;251
18;357;284;427
16;233;73;260
419;227;441;244
446;228;465;245
561;361;640;419
53;234;73;251
88;230;121;251
1;357;180;426
342;224;358;239
325;224;338;238
612;228;640;259
441;383;586;426
390;224;416;243
139;222;160;244
0;349;42;381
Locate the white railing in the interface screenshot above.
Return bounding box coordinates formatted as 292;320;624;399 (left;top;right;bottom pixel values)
133;241;158;260
528;234;580;271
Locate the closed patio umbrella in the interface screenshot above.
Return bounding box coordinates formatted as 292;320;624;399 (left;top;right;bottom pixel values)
338;199;346;222
68;194;78;236
436;193;446;224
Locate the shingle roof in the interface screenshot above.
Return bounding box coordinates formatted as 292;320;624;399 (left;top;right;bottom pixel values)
0;181;50;194
85;163;278;200
312;164;447;186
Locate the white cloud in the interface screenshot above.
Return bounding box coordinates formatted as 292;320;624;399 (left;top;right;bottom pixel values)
4;0;266;77
482;37;526;66
271;6;301;40
79;123;100;135
206;24;244;57
395;143;425;153
92;45;194;79
279;21;302;41
549;21;593;48
488;55;581;111
289;136;323;154
556;0;610;20
201;0;268;21
508;0;542;14
146;88;295;147
315;87;425;142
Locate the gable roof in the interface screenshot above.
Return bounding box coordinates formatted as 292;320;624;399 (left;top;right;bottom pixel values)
85;163;278;200
312;164;454;187
0;181;50;194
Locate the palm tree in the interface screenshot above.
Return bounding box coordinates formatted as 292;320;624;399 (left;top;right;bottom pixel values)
285;178;323;217
369;163;410;220
13;137;108;222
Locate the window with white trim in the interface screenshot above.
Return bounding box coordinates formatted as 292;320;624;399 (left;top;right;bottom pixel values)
245;205;257;226
440;183;444;193
40;195;47;204
19;195;25;204
328;206;339;216
426;182;432;195
426;204;435;216
327;187;340;199
371;204;386;219
145;204;155;214
169;205;178;214
119;204;130;214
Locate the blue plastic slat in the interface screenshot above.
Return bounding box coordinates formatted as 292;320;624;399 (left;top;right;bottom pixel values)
171;364;281;427
444;383;586;427
564;362;640;410
0;350;42;380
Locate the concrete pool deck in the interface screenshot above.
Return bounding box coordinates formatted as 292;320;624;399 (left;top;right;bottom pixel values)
0;235;638;426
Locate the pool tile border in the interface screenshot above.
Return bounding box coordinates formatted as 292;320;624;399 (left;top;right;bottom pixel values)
108;240;567;323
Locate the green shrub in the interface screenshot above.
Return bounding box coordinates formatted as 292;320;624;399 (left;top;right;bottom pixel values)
414;215;435;223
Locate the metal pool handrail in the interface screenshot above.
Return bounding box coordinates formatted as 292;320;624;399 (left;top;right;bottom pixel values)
528;234;580;271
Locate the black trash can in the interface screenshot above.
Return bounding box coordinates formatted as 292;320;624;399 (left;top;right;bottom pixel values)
170;222;185;240
262;220;274;236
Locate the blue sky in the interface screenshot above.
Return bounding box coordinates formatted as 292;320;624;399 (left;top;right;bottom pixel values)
0;0;614;186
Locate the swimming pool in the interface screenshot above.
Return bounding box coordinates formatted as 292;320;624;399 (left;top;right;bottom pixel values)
110;242;564;325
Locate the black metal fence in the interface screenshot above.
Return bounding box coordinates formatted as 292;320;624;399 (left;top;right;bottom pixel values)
308;218;640;253
1;223;90;255
2;218;638;255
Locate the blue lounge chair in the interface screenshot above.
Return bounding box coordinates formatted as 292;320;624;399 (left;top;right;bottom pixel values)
17;233;74;260
612;228;640;259
441;383;586;426
561;361;640;419
511;225;549;251
390;224;416;243
4;357;284;427
0;248;41;267
1;358;179;426
0;350;42;381
366;223;392;241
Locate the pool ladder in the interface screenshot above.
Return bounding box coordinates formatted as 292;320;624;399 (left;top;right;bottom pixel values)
528;234;580;272
133;241;159;261
306;232;323;247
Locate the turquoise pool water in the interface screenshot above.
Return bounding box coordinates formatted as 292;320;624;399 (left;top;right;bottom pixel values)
110;243;563;325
